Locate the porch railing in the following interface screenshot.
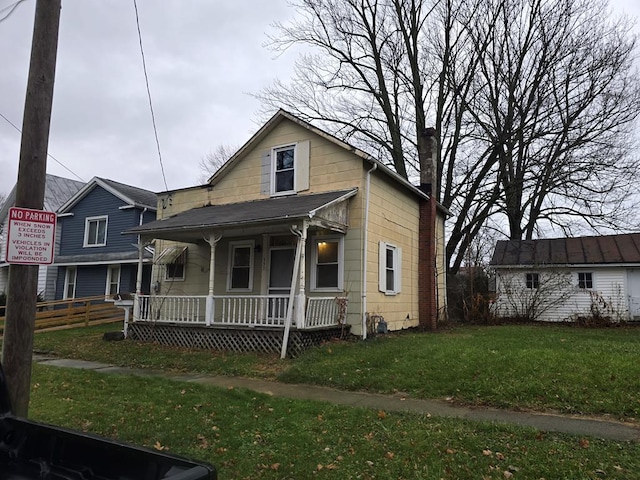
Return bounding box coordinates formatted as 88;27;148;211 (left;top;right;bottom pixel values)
216;295;289;327
304;297;346;329
136;294;348;329
138;295;207;323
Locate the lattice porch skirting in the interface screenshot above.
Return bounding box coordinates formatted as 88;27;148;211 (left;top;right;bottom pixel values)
127;322;350;358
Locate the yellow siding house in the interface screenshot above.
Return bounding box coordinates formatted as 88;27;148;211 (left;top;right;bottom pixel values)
126;110;447;356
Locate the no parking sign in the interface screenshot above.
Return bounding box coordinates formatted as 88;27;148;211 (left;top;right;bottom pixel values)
5;207;56;265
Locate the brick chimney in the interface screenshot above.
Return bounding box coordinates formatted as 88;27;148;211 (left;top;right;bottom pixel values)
418;127;438;330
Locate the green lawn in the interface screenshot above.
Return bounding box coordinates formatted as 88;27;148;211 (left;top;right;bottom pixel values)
29;364;640;480
33;323;640;418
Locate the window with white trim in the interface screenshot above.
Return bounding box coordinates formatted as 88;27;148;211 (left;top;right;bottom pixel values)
84;216;108;247
106;264;121;297
379;241;401;295
271;145;296;194
166;250;186;280
64;267;77;299
227;241;254;291
578;272;593;289
311;236;343;291
525;272;539;289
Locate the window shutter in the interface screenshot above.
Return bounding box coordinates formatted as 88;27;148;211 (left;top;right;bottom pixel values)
378;241;386;292
260;150;271;196
296;140;310;192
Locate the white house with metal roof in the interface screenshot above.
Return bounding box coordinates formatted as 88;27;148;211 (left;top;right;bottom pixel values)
490;234;640;322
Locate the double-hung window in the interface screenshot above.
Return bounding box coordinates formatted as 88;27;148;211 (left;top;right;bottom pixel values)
312;236;343;291
166;251;186;280
106;264;121;297
156;245;187;281
228;241;254;291
525;272;539;289
64;267;77;299
379;241;401;295
578;272;593;289
272;145;296;194
84;216;108;247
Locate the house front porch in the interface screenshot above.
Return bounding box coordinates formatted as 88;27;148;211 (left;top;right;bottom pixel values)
124;189;358;357
126;294;349;357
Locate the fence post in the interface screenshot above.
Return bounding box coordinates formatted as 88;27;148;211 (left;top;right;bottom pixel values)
84;300;91;327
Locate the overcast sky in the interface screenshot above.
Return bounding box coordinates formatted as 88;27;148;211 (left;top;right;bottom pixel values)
1;0;639;199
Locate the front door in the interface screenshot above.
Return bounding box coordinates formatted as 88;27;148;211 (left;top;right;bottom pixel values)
269;247;296;320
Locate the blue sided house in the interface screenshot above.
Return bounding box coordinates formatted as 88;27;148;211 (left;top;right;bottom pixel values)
53;177;157;301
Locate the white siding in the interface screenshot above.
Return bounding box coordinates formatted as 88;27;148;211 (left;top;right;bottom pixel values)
0;218;7;263
0;267;7;294
495;267;628;322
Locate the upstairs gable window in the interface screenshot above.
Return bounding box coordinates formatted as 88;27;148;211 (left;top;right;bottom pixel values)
261;140;310;197
84;216;108;247
272;145;296;194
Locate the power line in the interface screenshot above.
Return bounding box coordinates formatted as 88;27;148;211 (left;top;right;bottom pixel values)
0;110;85;182
0;0;27;23
132;0;168;191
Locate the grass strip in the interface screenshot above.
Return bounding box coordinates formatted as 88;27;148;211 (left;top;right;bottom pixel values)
30;364;640;480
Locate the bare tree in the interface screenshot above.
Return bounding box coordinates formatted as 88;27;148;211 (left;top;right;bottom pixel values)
257;0;640;273
463;0;640;241
198;144;238;183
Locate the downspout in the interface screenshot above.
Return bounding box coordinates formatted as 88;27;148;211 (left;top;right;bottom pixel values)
362;162;377;340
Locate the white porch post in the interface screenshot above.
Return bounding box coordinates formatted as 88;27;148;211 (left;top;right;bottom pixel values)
281;222;307;359
204;233;222;326
295;222;308;328
132;240;146;330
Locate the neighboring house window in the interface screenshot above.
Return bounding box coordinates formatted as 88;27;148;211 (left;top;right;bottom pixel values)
272;145;296;194
64;267;77;299
311;236;343;291
578;272;593;289
228;242;254;291
106;264;121;298
84;216;107;247
525;273;539;289
379;241;401;295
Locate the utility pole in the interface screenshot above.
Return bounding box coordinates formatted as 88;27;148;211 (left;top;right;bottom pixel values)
2;0;61;417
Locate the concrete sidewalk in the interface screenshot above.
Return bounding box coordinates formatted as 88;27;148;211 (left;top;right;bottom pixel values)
34;356;640;442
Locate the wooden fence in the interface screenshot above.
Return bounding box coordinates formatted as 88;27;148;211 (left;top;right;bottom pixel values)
0;295;125;335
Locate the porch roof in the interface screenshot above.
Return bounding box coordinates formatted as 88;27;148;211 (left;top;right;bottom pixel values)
125;189;358;241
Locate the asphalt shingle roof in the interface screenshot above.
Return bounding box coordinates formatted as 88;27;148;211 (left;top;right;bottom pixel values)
127;189;357;236
490;233;640;266
98;178;157;210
